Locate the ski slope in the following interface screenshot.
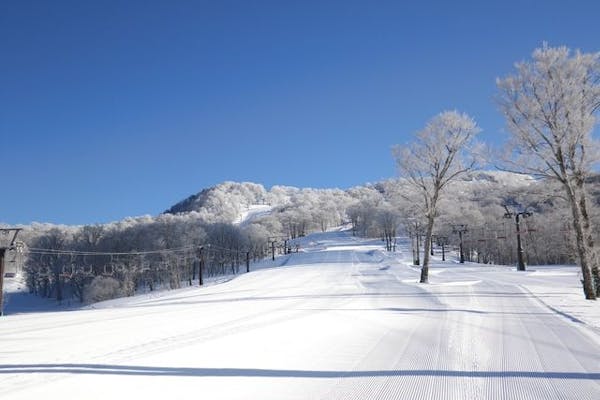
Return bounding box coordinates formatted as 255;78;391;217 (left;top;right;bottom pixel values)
233;204;272;225
2;230;599;399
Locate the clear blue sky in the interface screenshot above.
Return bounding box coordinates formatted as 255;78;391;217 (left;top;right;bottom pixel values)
1;0;599;225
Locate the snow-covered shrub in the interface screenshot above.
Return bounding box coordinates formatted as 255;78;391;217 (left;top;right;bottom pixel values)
83;276;123;304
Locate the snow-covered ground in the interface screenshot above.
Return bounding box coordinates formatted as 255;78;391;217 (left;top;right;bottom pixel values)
2;230;599;399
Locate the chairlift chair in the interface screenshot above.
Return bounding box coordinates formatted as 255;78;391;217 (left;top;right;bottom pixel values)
80;265;94;275
103;264;114;276
525;217;537;233
477;227;487;242
152;261;166;271
496;222;507;239
140;261;151;272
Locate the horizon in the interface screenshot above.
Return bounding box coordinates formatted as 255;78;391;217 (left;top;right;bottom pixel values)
2;1;599;225
4;169;534;227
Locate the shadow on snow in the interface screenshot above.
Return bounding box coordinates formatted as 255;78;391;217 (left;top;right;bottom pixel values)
0;364;598;380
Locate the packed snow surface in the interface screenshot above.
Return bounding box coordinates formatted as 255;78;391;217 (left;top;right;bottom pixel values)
2;230;599;399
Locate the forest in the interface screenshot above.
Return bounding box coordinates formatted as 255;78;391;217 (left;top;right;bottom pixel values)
1;172;595;305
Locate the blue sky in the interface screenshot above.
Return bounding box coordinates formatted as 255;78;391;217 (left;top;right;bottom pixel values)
1;0;599;225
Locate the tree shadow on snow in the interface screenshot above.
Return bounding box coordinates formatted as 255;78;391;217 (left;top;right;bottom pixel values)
0;364;597;380
380;307;487;314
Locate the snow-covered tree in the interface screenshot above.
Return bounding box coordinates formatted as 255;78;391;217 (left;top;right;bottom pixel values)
375;201;401;251
346;186;383;237
393;111;481;283
26;228;72;301
497;44;600;299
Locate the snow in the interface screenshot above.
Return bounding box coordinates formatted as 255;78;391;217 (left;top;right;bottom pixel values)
2;230;599;399
233;204;272;225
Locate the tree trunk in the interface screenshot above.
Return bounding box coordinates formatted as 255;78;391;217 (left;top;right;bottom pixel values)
420;214;435;284
565;182;597;300
577;184;600;296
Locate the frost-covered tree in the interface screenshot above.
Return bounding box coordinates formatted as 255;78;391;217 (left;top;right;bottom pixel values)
242;224;270;261
375;202;401;251
497;44;600;299
26;228;71;301
393;111;481;283
347;186;383;237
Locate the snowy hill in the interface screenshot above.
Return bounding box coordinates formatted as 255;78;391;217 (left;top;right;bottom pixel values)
164;181;270;222
3;229;599;399
161;172;538;225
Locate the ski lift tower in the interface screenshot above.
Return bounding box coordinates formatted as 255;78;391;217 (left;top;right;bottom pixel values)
503;205;532;271
451;224;468;263
267;235;289;261
0;228;22;316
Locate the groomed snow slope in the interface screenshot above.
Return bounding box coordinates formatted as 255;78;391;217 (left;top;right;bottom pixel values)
2;230;599;399
233;204;272;225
